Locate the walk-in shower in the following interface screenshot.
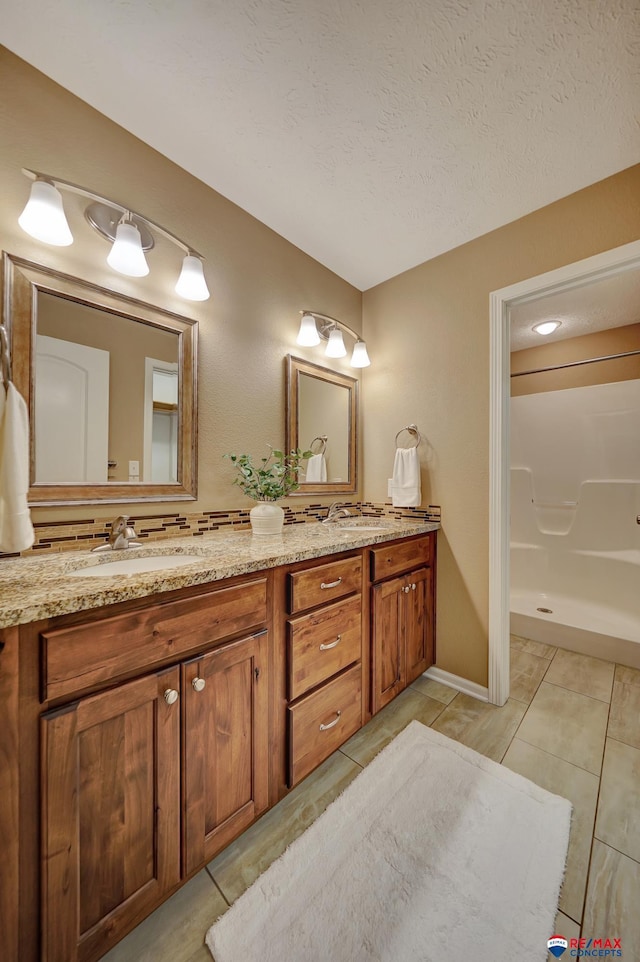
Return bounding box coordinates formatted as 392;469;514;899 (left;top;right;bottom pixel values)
510;379;640;669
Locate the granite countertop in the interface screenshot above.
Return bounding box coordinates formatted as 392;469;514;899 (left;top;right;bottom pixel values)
0;519;439;629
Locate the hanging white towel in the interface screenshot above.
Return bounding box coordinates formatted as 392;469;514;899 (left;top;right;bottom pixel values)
391;446;421;507
0;382;35;553
305;453;327;482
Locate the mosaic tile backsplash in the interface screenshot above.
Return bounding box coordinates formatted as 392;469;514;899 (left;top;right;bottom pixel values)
8;502;441;556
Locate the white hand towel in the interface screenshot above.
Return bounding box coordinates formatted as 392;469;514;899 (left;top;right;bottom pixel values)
305;453;327;482
391;446;421;507
0;383;35;552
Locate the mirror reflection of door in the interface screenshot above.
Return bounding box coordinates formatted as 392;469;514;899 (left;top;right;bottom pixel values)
36;291;180;484
35;334;110;482
143;359;179;482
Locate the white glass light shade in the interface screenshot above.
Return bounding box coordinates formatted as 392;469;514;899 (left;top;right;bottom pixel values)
296;313;320;346
325;328;347;357
350;340;371;367
175;254;210;301
532;320;561;336
18;180;73;246
107;222;149;277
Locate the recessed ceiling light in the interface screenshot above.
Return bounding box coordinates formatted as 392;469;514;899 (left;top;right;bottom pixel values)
532;320;561;336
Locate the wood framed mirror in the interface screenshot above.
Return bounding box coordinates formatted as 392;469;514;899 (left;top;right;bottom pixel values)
285;355;358;496
2;254;198;505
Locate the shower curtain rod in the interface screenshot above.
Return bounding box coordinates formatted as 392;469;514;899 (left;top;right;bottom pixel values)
511;347;640;378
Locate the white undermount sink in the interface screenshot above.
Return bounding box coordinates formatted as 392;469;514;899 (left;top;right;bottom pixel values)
68;554;203;578
333;520;391;532
337;525;388;532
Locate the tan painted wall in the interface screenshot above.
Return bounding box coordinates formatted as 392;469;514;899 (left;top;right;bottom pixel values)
511;323;640;396
0;48;362;521
363;165;640;686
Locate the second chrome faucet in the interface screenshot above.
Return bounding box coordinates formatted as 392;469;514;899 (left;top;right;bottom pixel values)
92;515;143;552
322;502;352;524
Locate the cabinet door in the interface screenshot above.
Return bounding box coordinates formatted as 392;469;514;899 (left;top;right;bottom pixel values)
182;631;269;874
41;666;181;962
405;566;434;685
371;575;406;713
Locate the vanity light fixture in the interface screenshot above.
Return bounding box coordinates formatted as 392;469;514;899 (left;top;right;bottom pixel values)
296;312;322;346
350;339;371;368
325;328;347;358
532;320;561;336
296;311;371;367
18;169;210;301
174;253;210;301
106;218;149;277
18;179;73;246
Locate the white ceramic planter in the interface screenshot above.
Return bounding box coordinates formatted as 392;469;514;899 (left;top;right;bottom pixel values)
250;501;284;536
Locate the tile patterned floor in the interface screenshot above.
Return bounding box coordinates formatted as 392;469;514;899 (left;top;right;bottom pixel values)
104;641;640;961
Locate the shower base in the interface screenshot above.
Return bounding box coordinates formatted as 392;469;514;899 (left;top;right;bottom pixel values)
511;589;640;670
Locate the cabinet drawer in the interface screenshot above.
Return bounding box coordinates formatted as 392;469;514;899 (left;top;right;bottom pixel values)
288;555;361;614
370;534;433;582
288;595;361;700
42;577;268;701
288;664;362;786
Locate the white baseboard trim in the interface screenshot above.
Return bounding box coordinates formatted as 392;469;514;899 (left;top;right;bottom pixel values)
424;666;489;703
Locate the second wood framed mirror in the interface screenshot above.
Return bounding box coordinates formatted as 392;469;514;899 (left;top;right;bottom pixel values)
285;355;358;496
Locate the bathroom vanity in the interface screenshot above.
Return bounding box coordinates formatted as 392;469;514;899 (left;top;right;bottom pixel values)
0;520;437;962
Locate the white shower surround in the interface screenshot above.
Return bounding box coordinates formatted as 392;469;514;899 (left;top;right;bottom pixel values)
510;377;640;668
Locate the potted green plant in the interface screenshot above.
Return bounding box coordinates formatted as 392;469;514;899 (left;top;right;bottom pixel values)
224;446;311;535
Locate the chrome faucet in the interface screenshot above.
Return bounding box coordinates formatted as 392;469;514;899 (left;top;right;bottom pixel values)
92;515;143;552
322;501;352;524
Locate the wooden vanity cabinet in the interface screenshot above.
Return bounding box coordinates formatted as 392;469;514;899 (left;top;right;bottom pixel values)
181;630;269;874
370;534;435;713
38;577;270;962
1;530;437;962
285;553;364;787
41;666;182;962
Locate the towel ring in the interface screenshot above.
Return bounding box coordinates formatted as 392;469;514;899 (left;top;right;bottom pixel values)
395;424;420;449
0;324;10;387
310;435;327;455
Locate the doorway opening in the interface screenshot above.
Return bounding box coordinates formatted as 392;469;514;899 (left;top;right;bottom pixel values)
488;239;640;705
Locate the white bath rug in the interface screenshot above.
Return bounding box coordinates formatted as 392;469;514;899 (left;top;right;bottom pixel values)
206;720;571;962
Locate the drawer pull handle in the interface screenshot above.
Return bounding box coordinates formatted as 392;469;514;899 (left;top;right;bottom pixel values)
319;710;342;731
321;577;342;589
164;688;179;706
192;677;206;692
411;583;417;590
320;635;342;651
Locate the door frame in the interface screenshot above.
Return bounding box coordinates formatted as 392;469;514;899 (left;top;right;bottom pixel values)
143;357;179;482
488;238;640;705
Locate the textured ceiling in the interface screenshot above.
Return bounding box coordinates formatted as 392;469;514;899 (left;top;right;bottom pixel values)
510;266;640;351
2;0;639;290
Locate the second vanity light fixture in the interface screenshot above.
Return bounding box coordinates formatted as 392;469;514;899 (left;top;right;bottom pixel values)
17;169;210;301
296;311;371;367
